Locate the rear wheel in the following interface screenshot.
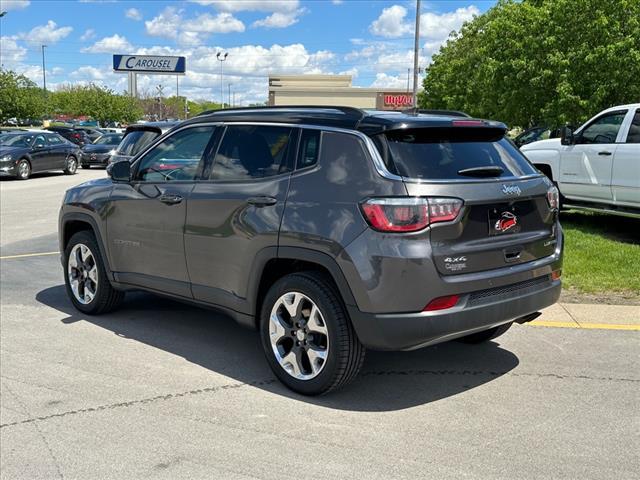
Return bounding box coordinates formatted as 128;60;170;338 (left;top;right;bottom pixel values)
64;155;78;175
16;159;31;180
458;322;513;344
260;272;365;395
64;230;124;314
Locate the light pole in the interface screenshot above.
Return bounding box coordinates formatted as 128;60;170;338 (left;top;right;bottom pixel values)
216;51;228;108
228;83;231;108
412;0;421;108
41;45;47;93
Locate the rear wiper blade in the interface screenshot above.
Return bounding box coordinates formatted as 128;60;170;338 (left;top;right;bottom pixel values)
457;166;504;177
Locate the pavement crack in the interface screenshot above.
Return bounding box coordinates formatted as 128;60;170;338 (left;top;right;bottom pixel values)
0;378;276;429
560;303;582;327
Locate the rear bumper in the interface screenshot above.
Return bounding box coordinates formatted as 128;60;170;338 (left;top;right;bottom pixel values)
348;277;561;351
81;154;109;166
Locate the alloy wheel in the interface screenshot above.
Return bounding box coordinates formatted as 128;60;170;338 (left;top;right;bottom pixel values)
269;291;329;380
18;161;30;179
67;243;98;304
67;156;77;173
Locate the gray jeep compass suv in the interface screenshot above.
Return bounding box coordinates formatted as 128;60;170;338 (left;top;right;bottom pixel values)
58;106;563;395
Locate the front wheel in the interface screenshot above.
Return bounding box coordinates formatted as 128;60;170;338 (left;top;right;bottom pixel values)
458;322;513;344
64;230;124;314
260;272;365;395
16;159;31;180
64;155;78;175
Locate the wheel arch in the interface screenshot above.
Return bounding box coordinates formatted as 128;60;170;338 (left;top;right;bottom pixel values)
249;247;357;329
60;213;113;278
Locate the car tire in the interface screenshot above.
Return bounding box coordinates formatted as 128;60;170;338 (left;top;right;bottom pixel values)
64;230;124;315
458;322;513;344
260;271;365;396
64;155;78;175
16;159;31;180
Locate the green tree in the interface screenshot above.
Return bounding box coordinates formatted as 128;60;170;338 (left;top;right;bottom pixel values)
419;0;640;128
50;84;142;124
0;69;46;123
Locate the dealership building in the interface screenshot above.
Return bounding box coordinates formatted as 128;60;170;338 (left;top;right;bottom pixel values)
267;75;416;110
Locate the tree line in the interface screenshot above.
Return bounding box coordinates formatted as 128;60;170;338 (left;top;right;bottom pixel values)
419;0;640;128
0;69;229;125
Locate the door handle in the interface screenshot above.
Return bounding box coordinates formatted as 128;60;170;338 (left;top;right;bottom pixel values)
247;196;277;207
159;193;183;205
598;151;612;156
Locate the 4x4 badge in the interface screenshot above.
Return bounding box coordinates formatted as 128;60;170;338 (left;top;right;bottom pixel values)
502;184;522;196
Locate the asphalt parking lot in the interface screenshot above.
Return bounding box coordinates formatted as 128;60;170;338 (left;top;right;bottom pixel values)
1;171;638;480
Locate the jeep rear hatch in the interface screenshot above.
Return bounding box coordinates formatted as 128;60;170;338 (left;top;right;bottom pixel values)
374;125;558;275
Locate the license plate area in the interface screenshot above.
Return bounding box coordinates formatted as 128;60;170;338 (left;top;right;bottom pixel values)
488;205;522;236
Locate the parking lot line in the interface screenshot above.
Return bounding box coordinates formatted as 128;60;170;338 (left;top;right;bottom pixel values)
0;251;60;260
528;320;640;331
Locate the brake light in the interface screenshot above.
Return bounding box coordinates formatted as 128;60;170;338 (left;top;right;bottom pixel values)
452;120;485;127
551;269;562;280
424;294;459;311
360;197;462;233
547;186;559;210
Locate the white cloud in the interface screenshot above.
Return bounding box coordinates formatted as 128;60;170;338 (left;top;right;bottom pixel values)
0;36;27;63
420;6;479;41
332;0;343;4
0;0;30;11
191;0;299;12
369;5;411;38
82;34;133;53
145;7;181;40
370;72;408;89
19;20;73;46
125;7;142;21
252;10;302;29
51;66;64;75
71;66;106;81
184;12;245;33
80;28;96;41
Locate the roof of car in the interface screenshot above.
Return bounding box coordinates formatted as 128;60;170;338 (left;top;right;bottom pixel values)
186;106;506;135
125;121;180;134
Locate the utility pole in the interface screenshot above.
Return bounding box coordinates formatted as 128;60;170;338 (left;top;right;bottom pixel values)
41;45;47;93
228;83;231;108
176;75;179;98
412;0;421;108
232;91;235;108
216;52;228;108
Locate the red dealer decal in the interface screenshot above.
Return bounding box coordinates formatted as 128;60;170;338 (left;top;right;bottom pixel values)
383;94;413;108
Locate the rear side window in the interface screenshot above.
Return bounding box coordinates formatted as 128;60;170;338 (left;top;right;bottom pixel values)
626;111;640;143
118;130;160;156
210;125;293;181
298;129;320;169
46;134;64;145
381;128;538;180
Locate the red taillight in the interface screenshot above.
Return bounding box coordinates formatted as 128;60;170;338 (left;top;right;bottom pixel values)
360;197;462;233
452;120;485;127
424;295;459;311
551;269;562;280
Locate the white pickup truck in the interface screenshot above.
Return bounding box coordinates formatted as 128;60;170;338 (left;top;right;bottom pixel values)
521;104;639;218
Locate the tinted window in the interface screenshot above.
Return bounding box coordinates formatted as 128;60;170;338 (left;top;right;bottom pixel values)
0;134;34;147
626;111;640;143
47;134;64;145
210;125;293;181
33;135;46;148
382;129;537;180
135;126;215;182
94;134;123;145
579;112;626;144
298;129;320;169
118;130;160;156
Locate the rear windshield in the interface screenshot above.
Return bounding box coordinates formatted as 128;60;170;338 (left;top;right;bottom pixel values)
379;128;538;180
117;130;159;156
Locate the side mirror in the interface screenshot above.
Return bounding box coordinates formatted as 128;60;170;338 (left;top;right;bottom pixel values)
107;160;131;182
560;125;574;146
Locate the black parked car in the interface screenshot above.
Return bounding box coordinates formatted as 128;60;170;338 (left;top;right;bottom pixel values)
108;121;179;165
0;131;80;179
80;133;124;169
59;106;562;395
46;126;91;146
74;127;108;142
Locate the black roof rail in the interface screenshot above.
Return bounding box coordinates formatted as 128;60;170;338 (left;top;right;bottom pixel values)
401;108;471;118
196;105;367;120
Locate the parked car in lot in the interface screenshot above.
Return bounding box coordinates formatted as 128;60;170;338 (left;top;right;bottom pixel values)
522;104;640;217
74;126;107;142
59;106;563;395
80;133;124;169
0;131;79;179
46;126;92;146
108;121;179;164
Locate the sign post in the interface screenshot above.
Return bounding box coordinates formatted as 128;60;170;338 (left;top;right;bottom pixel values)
113;54;186;98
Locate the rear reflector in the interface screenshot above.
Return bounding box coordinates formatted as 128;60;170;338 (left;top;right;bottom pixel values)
360;197;462;233
424;295;460;311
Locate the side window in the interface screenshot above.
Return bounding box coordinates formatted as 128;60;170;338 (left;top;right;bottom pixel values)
626;111;640;143
33;135;46;148
134;126;215;182
210;125;293;181
47;134;63;145
298;129;321;169
579;111;627;144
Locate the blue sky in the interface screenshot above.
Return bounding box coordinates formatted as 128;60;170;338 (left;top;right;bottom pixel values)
0;0;496;104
